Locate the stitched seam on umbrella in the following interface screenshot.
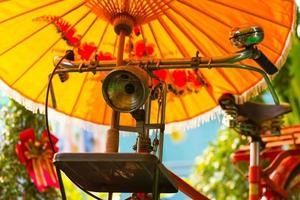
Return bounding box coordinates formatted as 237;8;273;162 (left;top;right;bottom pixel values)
161;8;208;57
177;0;279;57
148;22;164;58
167;2;230;55
176;0;232;28
10;9;92;87
208;0;291;29
214;68;240;93
80;15;98;41
10;37;62;87
112;34;118;58
96;22;109;53
70;72;89;115
157;17;189;58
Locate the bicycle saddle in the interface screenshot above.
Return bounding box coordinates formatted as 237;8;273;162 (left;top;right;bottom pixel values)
236;102;291;124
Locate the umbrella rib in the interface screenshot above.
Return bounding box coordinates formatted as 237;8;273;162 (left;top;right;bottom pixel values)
167;1;261;79
214;68;240;93
142;0;173;24
140;25;146;43
157;17;189;57
112;35;118;58
96;22;109;53
137;1;152;18
175;0;231;28
10;37;62;87
79;15;98;41
178;95;190;118
99;0;116;17
162;11;208;57
70;73;89;115
175;0;282;64
164;1;260;82
10;6;91;87
0;1;86;56
136;1;154;21
260;43;280;55
148;22;164;58
0;23;50;57
69;10;93;32
148;0;187;58
0;0;63;24
167;3;230;54
35;81;48;102
208;0;291;29
101;103;108;124
199;72;218;104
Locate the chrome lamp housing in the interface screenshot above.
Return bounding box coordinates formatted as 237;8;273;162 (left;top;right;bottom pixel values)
102;65;150;113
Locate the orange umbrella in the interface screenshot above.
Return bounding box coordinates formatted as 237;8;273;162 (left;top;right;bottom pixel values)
0;0;295;132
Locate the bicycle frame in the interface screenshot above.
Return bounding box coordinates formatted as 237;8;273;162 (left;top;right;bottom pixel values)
233;125;300;200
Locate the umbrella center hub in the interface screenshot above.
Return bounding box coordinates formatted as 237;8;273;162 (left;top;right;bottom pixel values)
113;14;134;36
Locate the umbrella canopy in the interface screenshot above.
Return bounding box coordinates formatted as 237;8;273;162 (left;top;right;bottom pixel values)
0;0;296;130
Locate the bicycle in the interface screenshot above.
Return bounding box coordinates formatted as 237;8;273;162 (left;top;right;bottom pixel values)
48;25;291;200
219;93;300;200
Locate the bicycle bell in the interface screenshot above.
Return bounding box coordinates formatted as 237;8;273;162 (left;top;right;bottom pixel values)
230;25;264;48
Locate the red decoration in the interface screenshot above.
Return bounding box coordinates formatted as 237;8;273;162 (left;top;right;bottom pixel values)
134;40;155;58
172;70;187;88
135;40;146;57
153;70;167;84
15;128;59;192
78;42;97;61
63;28;81;47
97;51;114;60
187;70;201;87
37;16;206;95
133;26;141;36
146;44;154;55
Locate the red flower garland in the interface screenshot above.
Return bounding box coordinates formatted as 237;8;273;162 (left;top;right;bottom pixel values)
36;16;205;95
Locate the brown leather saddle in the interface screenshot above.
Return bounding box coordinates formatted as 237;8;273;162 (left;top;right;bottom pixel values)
236;102;292;124
218;93;292;124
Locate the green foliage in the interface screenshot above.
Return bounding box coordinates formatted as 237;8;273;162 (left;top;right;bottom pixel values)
191;129;248;200
191;34;300;200
273;37;300;124
0;99;60;199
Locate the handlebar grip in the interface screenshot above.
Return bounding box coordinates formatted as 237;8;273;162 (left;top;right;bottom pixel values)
253;50;278;75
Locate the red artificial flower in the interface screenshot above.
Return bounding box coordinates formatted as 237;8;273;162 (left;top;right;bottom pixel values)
56;18;71;33
133;26;141;36
63;28;81;47
135;40;155;58
77;42;97;60
172;70;187;88
187;70;201;87
152;70;167;84
135;40;146;58
97;51;113;60
146;44;154;55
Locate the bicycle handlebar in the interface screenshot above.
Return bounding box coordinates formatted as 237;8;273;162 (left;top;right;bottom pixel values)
253;49;278;75
53;47;280;104
54;47;277;75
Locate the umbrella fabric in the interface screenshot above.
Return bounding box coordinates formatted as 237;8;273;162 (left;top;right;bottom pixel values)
0;0;296;130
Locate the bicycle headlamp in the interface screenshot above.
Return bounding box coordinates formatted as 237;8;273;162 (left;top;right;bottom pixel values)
102;65;150;113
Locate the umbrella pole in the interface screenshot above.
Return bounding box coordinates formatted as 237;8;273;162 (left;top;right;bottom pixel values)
105;30;126;153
